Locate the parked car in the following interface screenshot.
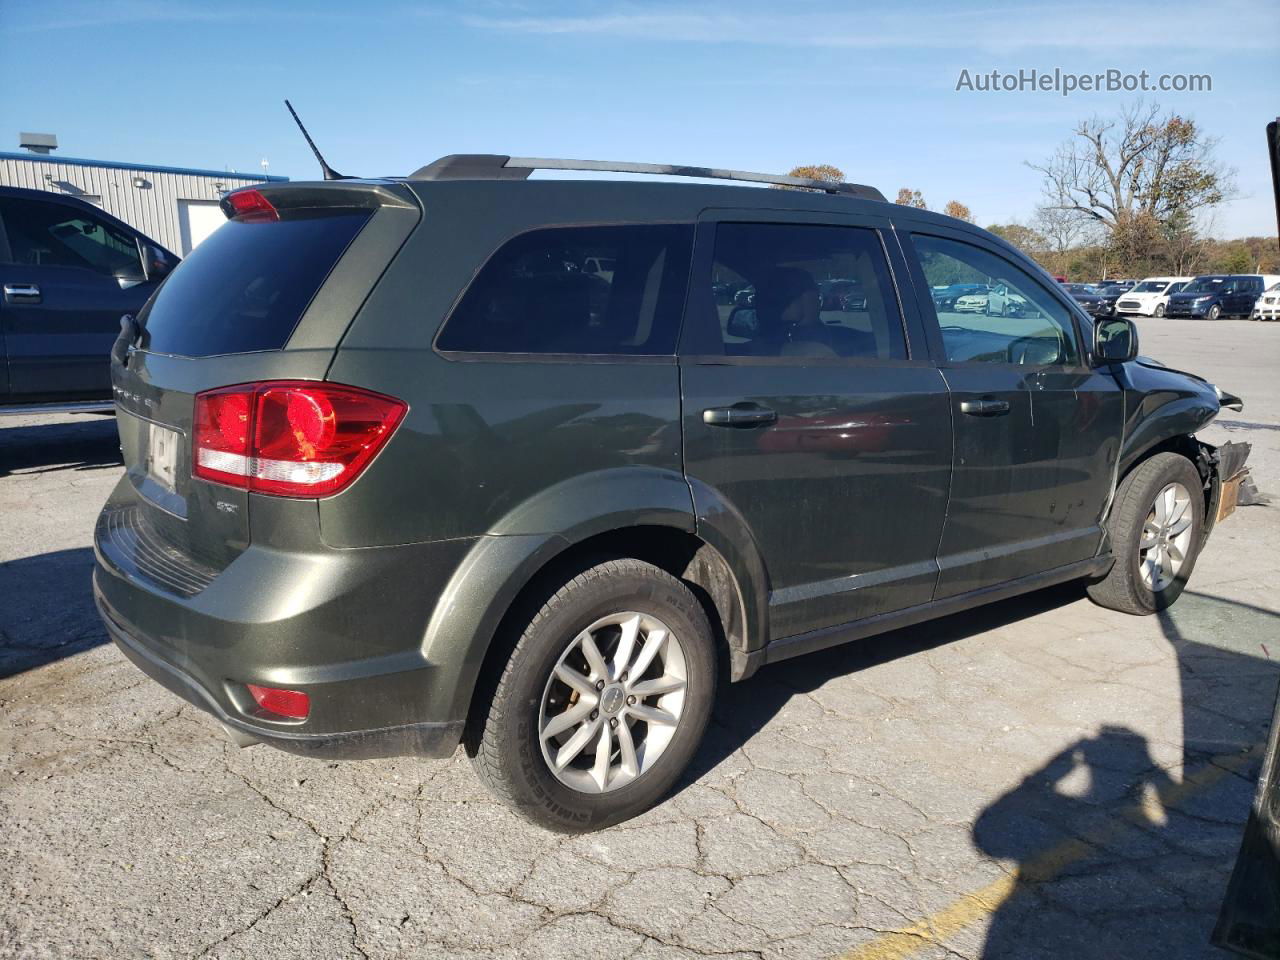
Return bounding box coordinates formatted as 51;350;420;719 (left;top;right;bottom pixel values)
1250;281;1280;321
818;278;868;311
1115;276;1193;317
0;186;178;414
1061;283;1110;317
94;157;1252;831
1166;274;1280;320
1093;283;1133;316
931;282;989;311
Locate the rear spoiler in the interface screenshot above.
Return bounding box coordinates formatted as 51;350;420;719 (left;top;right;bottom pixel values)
220;181;416;219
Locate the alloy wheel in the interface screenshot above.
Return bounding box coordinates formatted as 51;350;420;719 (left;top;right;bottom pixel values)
1139;482;1195;592
538;612;688;794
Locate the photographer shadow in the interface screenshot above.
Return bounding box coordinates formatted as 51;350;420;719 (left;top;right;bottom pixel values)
971;592;1279;959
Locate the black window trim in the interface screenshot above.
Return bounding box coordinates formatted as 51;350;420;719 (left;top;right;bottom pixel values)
431;218;697;364
902;225;1093;373
677;214;921;367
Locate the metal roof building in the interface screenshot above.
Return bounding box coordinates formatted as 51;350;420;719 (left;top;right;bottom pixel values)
0;150;288;256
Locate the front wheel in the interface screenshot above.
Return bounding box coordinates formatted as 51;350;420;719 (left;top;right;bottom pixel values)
467;558;716;832
1087;453;1205;615
1154;303;1165;318
1206;304;1221;321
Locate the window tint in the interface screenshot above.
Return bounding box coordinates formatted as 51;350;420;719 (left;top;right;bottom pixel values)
2;198;143;279
437;224;693;355
912;234;1080;366
139;209;370;357
706;223;906;360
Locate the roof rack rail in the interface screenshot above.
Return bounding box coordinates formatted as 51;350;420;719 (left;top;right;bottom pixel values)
407;154;885;202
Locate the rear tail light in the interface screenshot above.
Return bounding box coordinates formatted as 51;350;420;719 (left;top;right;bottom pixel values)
246;683;310;720
194;381;406;497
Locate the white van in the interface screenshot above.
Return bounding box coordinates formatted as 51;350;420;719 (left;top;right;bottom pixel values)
1251;281;1280;321
1116;277;1193;317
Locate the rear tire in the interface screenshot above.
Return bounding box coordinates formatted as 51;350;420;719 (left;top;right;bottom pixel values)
468;558;716;832
1087;453;1205;615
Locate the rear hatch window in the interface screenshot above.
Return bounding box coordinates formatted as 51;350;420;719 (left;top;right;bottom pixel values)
139;209;371;357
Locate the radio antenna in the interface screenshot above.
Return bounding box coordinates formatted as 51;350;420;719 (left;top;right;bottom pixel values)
284;99;347;181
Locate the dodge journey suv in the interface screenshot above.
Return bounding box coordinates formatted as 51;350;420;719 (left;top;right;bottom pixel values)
94;156;1252;831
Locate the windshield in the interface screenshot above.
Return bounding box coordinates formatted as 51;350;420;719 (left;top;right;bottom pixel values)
1099;285;1126;295
1132;281;1168;293
1183;277;1226;294
1064;284;1098;295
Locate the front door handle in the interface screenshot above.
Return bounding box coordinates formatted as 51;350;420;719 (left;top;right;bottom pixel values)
703;403;778;427
959;397;1011;416
3;283;41;304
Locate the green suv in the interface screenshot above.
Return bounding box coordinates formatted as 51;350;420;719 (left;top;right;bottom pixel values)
93;156;1252;831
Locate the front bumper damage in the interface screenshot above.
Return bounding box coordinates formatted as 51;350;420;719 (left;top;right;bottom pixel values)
1199;439;1261;538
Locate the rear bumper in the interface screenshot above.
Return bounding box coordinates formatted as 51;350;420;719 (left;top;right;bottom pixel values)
97;583;463;759
92;480;480;759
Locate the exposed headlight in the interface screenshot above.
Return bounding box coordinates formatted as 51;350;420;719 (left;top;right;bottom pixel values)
1195;296;1214;303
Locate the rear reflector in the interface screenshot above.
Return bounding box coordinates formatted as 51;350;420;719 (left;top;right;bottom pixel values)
194;381;406;497
246;683;310;720
223;189;277;220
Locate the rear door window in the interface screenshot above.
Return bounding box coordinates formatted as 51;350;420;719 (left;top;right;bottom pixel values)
704;222;907;360
436;224;693;355
138;209;371;357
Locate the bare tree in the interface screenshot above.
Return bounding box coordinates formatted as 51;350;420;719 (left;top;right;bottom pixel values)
943;201;974;223
1033;205;1096;256
895;188;927;209
1030;101;1232;232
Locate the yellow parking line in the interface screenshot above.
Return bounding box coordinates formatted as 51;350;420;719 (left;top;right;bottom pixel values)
837;745;1263;960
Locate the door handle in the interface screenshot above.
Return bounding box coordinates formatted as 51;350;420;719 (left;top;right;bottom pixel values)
959;397;1011;416
703;403;778;427
3;283;41;304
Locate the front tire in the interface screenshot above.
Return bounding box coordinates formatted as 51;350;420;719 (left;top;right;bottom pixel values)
468;558;716;832
1154;303;1165;318
1206;304;1221;321
1087;453;1205;615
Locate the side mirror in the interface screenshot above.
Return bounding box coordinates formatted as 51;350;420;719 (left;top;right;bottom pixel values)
1093;317;1138;364
142;244;176;282
726;306;759;340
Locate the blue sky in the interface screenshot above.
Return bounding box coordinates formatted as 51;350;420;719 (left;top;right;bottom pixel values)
3;0;1278;237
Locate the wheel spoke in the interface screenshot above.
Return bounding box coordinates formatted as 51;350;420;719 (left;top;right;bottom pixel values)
629;628;667;681
554;717;600;770
554;664;598;699
629;675;686;698
616;719;639;778
578;630;609;680
628;703;678;727
1169;496;1190;525
611;614;641;680
1139;526;1160;549
542;700;595;740
1167;515;1192;537
1154;491;1169;524
590;721;613;791
1167;541;1184;564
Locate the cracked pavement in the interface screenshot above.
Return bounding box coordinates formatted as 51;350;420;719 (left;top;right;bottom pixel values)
2;317;1278;960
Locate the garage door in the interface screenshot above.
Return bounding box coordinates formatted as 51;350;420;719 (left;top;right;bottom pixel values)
177;200;225;255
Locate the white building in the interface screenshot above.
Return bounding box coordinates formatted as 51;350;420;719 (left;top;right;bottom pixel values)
0;143;288;256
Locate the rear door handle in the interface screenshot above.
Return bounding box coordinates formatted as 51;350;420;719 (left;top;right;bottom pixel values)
959;397;1010;416
3;283;41;304
703;403;777;427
